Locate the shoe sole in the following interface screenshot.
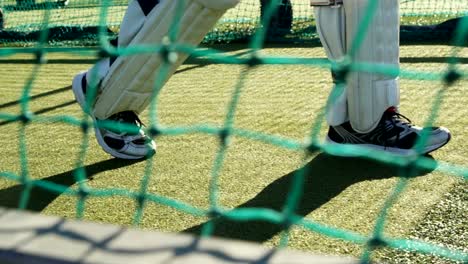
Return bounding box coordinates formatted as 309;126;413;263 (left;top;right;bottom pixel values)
325;134;451;158
72;72;154;160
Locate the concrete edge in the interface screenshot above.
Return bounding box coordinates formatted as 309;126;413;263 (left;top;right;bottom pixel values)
0;207;360;264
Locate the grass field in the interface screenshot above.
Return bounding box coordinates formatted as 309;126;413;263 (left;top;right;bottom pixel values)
0;43;467;263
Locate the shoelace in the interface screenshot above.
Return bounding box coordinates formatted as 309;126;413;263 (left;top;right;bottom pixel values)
382;110;413;148
111;111;143;127
108;111;144;135
386;110;413;128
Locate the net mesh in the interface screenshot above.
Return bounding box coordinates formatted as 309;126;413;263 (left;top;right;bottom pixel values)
0;0;467;263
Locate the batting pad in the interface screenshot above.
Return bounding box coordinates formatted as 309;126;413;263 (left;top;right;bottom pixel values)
315;0;400;133
314;5;348;129
93;0;240;120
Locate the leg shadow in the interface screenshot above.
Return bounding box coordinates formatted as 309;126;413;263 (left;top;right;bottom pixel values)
0;158;142;212
175;49;257;75
0;85;71;110
0;100;75;126
183;153;435;243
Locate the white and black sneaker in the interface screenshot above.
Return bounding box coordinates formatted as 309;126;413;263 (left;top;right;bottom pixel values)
326;107;451;157
72;72;156;160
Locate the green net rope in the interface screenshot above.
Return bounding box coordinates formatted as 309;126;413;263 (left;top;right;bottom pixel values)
0;0;467;263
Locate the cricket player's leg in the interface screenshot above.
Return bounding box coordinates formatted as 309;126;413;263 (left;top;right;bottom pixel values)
73;0;239;159
312;0;451;156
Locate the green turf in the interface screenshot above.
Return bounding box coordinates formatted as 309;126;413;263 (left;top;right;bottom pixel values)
0;44;466;262
2;0;464;30
376;181;467;263
1;0;465;46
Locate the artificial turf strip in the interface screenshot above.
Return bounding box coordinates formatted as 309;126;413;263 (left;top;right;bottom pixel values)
0;45;466;262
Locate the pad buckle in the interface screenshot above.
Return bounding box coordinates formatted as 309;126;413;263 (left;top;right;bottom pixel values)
310;0;343;7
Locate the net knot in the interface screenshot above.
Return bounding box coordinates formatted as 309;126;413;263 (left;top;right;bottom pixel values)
98;48;112;59
78;187;90;199
331;64;350;84
19;112;32;124
247;55;262;67
305;142;319;155
136;194;146;207
443;70;461;86
149;126;161;138
80;121;89;133
281;216;294;230
367;237;386;249
34;50;47;64
159;36;178;64
219;129;230;146
207;208;222;218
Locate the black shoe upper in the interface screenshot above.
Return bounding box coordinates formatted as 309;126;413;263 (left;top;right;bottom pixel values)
101;111;147;148
328;109;419;149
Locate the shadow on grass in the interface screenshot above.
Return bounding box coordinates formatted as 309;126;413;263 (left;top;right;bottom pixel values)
176;49;257;75
0;85;76;126
0;85;71;110
0;158;142;212
0;58;98;64
400;57;468;64
0;100;75;126
183;153;436;243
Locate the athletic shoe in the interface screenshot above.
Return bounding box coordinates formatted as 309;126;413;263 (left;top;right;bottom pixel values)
72;71;156;159
326;107;451;156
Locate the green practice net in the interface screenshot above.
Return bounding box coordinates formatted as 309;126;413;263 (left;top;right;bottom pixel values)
0;0;467;45
0;0;467;263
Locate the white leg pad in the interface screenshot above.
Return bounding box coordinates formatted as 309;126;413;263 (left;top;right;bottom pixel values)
118;0;147;47
86;58;110;89
314;0;400;132
344;0;400;133
85;0;146;90
93;0;239;119
314;5;348;127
